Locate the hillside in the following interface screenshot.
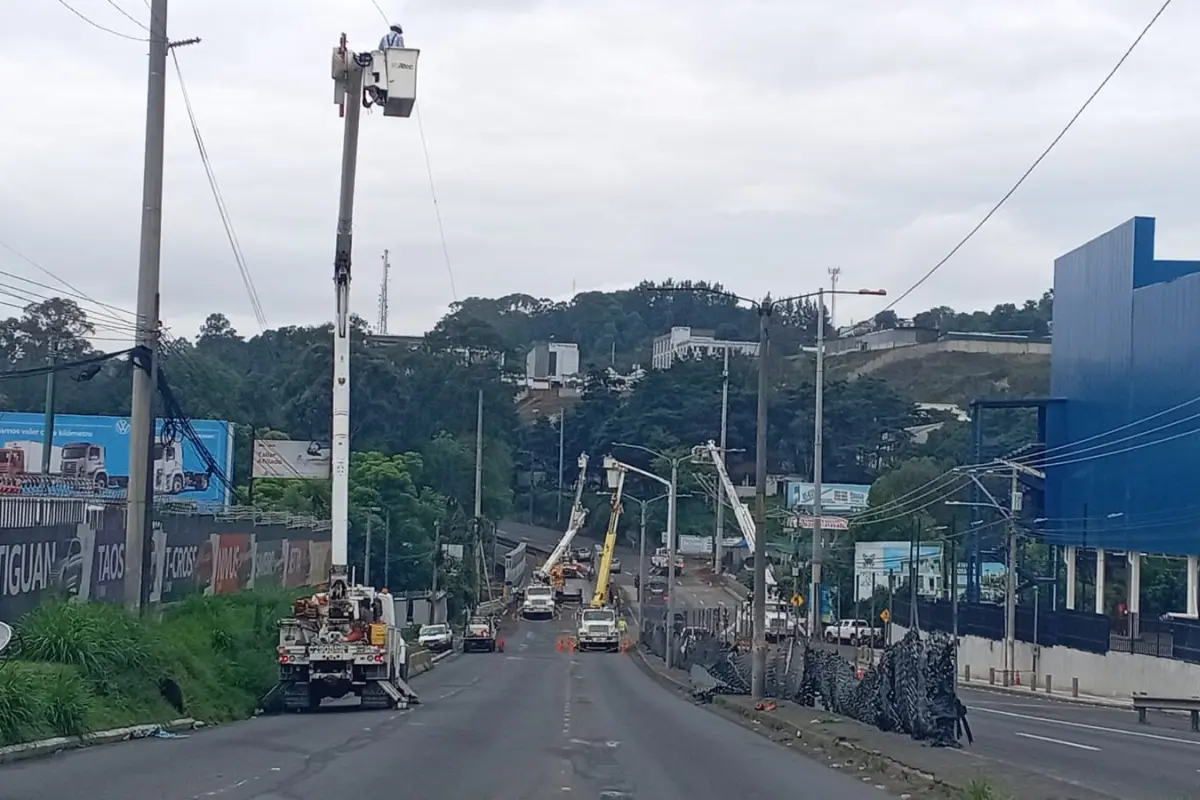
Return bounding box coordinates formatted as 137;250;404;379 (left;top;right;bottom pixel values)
828;349;1050;407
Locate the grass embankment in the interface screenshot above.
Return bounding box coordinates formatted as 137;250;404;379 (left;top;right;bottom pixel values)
0;592;302;747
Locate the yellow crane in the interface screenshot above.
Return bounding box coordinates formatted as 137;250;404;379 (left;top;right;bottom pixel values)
590;468;625;608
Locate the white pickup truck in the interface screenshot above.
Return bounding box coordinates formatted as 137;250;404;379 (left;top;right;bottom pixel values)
823;618;881;646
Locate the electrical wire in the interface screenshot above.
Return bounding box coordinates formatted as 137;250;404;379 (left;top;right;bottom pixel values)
880;0;1173;313
414;104;459;303
103;0;149;31
170;52;269;331
0;348;135;382
53;0;148;41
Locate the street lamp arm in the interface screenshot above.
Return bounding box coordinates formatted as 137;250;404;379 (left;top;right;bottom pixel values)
613;441;670;462
613;460;671;490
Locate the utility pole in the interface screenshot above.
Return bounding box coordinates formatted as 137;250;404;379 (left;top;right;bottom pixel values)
751;300;771;699
639;501;647;633
714;346;729;573
364;515;372;587
665;459;679;670
474;388;484;519
556;411;565;524
383;509;391;588
41;338;57;476
809;287;827;638
828;267;841;333
431;521;441;593
1005;464;1020;685
124;0;170;612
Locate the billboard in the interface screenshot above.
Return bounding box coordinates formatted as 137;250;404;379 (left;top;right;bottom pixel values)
0;508;331;618
786;481;870;513
251;439;331;480
854;541;944;601
0;412;234;506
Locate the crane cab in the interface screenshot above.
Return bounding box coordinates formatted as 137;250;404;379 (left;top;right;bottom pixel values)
364;48;419;117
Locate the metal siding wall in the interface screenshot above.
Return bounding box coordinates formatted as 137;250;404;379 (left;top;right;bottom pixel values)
1046;219;1137;548
1127;270;1200;554
1047;217;1200;555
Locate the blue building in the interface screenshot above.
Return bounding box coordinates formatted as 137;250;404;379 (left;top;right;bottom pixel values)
1044;216;1200;556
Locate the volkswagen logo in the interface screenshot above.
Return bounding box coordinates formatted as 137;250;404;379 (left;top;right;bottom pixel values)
115;419;131;434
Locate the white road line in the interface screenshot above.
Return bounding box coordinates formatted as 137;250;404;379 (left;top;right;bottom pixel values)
973;706;1200;746
1015;731;1100;751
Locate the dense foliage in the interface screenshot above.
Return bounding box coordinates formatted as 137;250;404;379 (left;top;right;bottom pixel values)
0;285;1054;598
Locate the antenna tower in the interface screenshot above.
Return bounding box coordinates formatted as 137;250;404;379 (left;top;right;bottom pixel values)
378;249;390;334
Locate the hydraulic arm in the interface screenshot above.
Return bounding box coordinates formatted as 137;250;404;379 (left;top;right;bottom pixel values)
536;454;590;580
590;470;626;608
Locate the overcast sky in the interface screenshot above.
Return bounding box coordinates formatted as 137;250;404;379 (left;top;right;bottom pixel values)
1;0;1196;345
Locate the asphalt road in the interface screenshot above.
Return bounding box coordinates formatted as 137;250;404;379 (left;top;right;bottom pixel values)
2;607;889;799
958;686;1200;798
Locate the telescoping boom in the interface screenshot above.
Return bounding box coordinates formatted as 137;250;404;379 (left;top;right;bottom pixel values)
591;469;626;608
536;454;590;580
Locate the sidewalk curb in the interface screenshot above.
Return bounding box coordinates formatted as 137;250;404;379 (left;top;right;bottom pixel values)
959;679;1132;709
0;718;200;765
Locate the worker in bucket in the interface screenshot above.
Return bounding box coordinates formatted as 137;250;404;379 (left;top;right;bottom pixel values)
380;23;404;50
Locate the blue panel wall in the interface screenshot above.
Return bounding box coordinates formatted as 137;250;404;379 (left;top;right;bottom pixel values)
1045;217;1200;554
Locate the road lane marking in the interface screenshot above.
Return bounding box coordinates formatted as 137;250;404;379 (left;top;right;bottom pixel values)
1015;731;1100;751
974;706;1200;746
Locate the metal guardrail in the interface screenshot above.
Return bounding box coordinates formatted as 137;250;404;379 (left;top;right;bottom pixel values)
1132;695;1200;731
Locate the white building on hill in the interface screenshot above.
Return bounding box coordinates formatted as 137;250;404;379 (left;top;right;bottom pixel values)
651;327;758;369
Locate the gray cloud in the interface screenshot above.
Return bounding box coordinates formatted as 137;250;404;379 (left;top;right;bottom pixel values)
0;0;1195;342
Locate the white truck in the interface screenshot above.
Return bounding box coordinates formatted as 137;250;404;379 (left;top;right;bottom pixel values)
462;615;500;653
576;607;620;652
823;618;882;646
276;586;418;711
522;583;556;620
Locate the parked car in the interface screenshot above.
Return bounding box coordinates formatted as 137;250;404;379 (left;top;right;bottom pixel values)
417;623;453;652
609;557;622;573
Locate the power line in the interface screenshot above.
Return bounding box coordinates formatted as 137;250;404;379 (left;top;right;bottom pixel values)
170;52;269;330
415;103;460;302
880;0;1173;313
53;0;148;41
0;240;139;324
103;0;149;31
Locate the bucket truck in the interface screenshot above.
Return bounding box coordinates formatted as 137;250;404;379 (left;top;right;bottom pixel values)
575;466;624;652
274;34;421;712
534;454;589;582
694;441;793;638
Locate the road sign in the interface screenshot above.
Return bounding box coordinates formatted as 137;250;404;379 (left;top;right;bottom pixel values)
784;514;850;531
791;593;804;607
879;609;890;623
0;621;11;654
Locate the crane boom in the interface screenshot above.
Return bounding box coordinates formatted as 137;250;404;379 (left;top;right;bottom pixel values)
696;441;778;591
536;454;590;580
590;469;625;608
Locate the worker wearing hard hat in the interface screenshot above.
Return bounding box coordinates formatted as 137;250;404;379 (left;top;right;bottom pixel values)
380;24;404;50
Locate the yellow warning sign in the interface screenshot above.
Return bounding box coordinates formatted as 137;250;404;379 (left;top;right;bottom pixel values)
791;593;804;607
880;609;891;623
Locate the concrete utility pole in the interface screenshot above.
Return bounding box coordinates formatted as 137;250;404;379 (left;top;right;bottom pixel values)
474;388;484;519
828;267;841;332
556;411;565;524
1005;464;1020;684
714;346;729;574
41;339;57;476
125;0;170;612
751;301;771;699
809;287;827;638
364;515;372;587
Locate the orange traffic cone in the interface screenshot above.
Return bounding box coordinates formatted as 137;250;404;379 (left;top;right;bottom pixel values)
556;638;564;653
856;667;864;679
497;638;505;653
1015;671;1021;686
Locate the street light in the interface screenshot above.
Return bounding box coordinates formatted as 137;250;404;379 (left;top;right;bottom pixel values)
622;491;671;633
607;445;682;669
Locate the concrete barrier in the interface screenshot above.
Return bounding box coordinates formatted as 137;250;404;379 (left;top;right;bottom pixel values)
0;719;200;765
893;622;1200;700
408;649;434;678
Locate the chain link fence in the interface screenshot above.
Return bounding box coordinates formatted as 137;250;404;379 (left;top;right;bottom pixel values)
639;606;970;748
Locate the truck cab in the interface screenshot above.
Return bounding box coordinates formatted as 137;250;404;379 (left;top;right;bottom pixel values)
462;615;499;652
576;607;620;652
153;441;186;494
522;583;556;619
60;442;107;488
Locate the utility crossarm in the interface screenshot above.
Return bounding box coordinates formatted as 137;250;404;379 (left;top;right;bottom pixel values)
590;468;626;608
536;453;590;580
694;441;778;591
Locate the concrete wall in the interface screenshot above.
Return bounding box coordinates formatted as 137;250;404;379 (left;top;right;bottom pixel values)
845;338;1051;378
892;623;1200;699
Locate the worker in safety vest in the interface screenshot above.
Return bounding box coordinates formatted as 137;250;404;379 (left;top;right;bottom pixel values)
380;24;404;50
617;618;628;634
